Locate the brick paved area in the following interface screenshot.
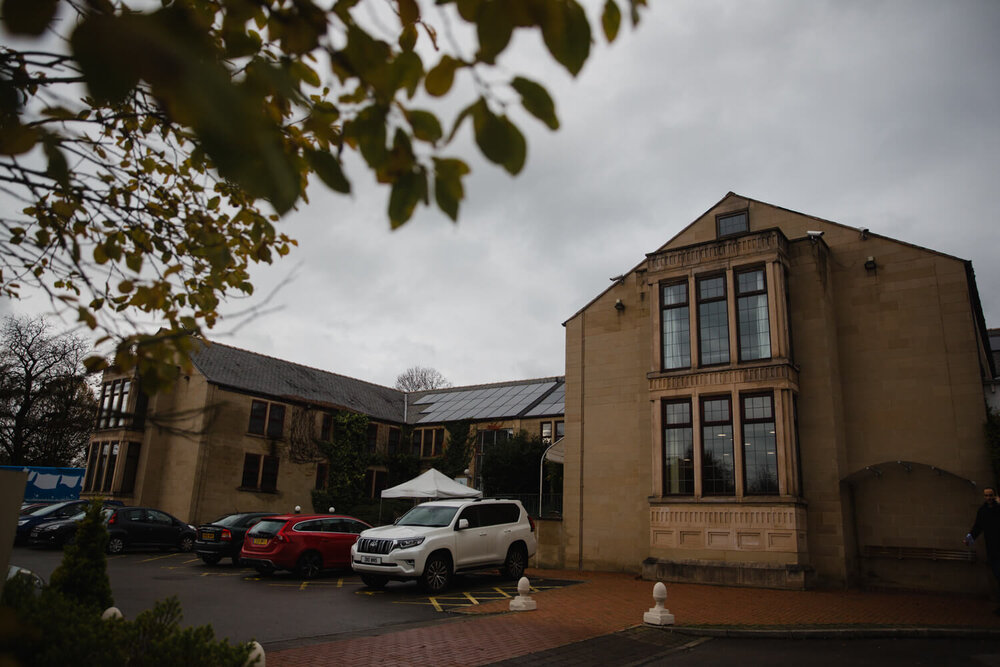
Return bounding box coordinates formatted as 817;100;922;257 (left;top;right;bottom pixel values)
267;568;1000;666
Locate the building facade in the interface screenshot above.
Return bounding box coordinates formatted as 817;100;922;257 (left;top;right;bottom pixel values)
560;193;996;593
81;340;563;527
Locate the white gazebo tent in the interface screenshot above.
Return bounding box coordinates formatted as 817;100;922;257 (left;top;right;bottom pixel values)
378;468;481;522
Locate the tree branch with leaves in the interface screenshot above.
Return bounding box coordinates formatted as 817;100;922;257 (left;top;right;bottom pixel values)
0;0;644;393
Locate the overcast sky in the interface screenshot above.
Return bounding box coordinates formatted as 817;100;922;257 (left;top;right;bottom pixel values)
5;0;1000;389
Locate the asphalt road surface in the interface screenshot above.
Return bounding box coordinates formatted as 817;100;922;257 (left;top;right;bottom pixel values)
10;544;570;649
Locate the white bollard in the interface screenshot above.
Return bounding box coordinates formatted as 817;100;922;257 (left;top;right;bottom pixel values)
101;606;123;620
509;576;537;611
643;582;675;626
244;640;265;666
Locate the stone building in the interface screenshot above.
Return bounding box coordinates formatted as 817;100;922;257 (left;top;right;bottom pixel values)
559;192;996;593
81;339;563;526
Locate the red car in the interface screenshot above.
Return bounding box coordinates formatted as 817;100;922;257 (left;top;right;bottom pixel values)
240;514;371;578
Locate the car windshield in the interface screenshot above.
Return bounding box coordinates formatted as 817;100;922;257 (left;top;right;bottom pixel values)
210;514;255;528
28;501;73;518
246;519;286;537
396;505;459;527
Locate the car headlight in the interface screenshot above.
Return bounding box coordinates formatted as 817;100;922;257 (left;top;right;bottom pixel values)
393;537;425;550
17;519;29;526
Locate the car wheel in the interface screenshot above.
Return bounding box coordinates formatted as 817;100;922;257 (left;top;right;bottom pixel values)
200;553;222;566
107;536;125;554
295;551;323;579
179;535;194;552
254;564;274;576
420;553;452;594
501;543;528;580
360;574;388;590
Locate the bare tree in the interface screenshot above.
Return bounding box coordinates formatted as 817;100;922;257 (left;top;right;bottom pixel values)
0;316;96;466
394;366;452;392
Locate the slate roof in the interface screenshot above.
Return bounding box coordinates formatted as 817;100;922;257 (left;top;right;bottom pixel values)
188;338;565;426
189;339;406;423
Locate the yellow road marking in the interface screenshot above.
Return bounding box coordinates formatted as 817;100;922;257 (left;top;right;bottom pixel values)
429;597;443;612
141;553;179;563
463;592;479;605
299;581;309;591
493;587;512;598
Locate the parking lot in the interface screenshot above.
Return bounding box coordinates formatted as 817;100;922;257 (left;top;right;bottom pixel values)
10;545;578;649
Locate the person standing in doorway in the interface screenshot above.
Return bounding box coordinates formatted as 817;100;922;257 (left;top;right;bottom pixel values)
966;486;1000;611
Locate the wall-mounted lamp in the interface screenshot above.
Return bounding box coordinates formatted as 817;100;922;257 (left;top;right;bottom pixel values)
614;299;625;312
864;256;877;272
807;230;824;244
866;465;882;479
859;228;870;240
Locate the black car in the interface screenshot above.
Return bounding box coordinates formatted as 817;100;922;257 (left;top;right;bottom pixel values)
28;507;115;548
15;499;122;545
194;511;276;565
105;506;197;554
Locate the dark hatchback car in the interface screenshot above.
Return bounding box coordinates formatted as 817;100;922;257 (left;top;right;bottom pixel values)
28;507;114;548
15;499;121;545
105;506;197;554
240;514;371;578
194;512;276;565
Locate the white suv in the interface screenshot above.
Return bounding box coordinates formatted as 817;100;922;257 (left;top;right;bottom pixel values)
351;498;537;593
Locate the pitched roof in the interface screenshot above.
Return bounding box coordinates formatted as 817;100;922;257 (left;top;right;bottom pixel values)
189;340;406;423
407;377;565;424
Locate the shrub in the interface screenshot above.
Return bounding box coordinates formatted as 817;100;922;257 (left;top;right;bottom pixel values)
48;498;113;611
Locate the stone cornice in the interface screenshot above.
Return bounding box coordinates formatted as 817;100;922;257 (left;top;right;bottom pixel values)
646;230;788;274
647;362;798;392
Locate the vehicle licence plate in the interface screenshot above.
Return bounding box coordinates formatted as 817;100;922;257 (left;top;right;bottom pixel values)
201;532;214;541
252;537;268;546
360;555;381;565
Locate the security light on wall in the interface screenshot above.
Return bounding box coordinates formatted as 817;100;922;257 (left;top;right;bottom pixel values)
614;298;625;312
806;230;824;239
864;256;877;272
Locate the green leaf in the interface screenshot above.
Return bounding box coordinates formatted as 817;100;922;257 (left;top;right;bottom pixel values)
393;50;424;99
472;99;526;175
290;61;321;88
307;150;352;193
477;1;513;64
407;110;443;143
425;55;460;97
345;105;388;168
399;23;418;51
433;158;470;222
602;0;622;42
388;169;427;228
0;119;38;156
70;14;141;104
456;0;481;22
512;76;559;130
42;139;70;189
539;0;592;77
398;0;420;24
1;0;58;36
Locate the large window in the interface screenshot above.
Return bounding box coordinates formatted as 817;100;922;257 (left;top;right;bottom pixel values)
741;393;778;495
96;379;131;429
412;428;444;458
541;421;553;445
736;268;771;361
717;211;748;237
661;282;691;370
662;400;694;495
248;400;285;439
119;442;141;494
701;397;735;495
697;276;729;366
241;453;279;492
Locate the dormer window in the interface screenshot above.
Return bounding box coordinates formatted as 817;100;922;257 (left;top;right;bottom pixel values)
717;211;748;237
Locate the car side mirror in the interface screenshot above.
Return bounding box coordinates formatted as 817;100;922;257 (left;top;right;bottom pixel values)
457;518;469;530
